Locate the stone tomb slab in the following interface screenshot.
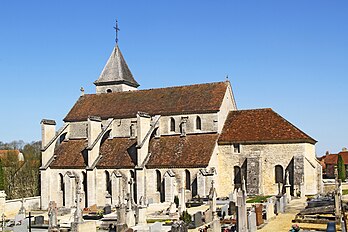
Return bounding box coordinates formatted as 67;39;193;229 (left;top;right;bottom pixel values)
149;222;162;232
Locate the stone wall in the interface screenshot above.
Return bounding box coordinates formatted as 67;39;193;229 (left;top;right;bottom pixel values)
218;142;320;197
5;196;40;215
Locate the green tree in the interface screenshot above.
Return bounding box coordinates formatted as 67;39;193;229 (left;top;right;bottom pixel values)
337;154;346;181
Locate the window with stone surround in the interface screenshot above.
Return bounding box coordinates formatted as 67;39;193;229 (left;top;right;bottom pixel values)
234;166;241;185
156;170;161;192
196;116;202;130
105;171;112;195
275;165;284;183
233;143;241;153
185;170;191;190
170;117;175;132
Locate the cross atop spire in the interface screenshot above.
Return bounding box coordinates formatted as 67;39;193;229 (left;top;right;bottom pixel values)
113;20;120;44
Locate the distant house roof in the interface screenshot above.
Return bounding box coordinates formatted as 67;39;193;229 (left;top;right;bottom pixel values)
218;108;316;145
321;151;348;165
50;133;218;169
64;81;229;122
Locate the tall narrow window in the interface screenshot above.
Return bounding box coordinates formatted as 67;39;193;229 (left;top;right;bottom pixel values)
59;173;64;191
105;171;111;194
156;170;161;192
275;165;284;183
234;166;241;185
170;118;175;132
185;170;191;190
196;116;202;130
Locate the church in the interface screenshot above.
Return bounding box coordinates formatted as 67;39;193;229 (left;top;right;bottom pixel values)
40;42;322;210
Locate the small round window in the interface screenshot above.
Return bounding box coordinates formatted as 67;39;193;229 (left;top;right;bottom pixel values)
106;89;112;93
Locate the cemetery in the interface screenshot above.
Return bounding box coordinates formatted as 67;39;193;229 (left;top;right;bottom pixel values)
1;170;346;232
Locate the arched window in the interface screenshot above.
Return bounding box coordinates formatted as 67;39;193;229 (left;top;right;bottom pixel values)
185;170;191;190
170;118;175;132
156;170;161;192
59;173;64;191
106;89;112;93
196;116;202;130
82;172;88;208
275;165;284;183
234;166;241;185
105;171;111;194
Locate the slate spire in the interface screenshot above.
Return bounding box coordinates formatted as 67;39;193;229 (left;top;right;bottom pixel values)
94;45;139;93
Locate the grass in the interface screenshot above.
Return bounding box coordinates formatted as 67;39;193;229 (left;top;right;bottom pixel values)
246;195;271;203
342;189;348;195
146;219;172;223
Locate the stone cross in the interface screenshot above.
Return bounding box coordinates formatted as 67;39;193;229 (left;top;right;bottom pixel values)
18;198;25;215
236;176;248;232
178;187;186;214
73;174;83;224
128;178;135;209
48;201;58;232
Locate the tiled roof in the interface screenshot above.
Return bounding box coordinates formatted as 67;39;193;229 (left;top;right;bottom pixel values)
146;133;219;168
50;140;87;168
64;82;228;122
218;108;316;144
50;133;218;169
96;138;137;168
322;151;348;165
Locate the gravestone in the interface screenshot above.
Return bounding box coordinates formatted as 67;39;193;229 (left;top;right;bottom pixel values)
34;215;44;225
104;205;112;215
247;209;257;232
229;201;237;216
193;212;203;227
221;204;229;218
48;201;59;232
254;204;264;226
15;214;25;225
13;218;28;232
265;198;275;220
171;220;188;232
149;222;162;232
236;177;247;232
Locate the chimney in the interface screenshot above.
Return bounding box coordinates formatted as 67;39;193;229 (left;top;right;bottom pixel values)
326;151;330;156
41;119;56;148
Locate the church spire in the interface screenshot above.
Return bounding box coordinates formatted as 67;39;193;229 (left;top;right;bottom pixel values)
94;22;139;94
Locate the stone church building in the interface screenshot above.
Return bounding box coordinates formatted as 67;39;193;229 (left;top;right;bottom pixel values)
40;44;322;209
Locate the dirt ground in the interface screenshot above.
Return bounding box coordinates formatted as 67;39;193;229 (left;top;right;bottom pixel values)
258;198;329;232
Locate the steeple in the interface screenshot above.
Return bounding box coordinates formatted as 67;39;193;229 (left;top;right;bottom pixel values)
94;45;139;94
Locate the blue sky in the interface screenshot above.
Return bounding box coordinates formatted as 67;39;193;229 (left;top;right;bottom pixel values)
0;1;347;156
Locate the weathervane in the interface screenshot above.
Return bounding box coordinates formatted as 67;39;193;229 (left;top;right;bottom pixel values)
113;20;120;44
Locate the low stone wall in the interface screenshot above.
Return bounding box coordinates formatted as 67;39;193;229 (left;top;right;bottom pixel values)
322;181;348;194
5;196;41;216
